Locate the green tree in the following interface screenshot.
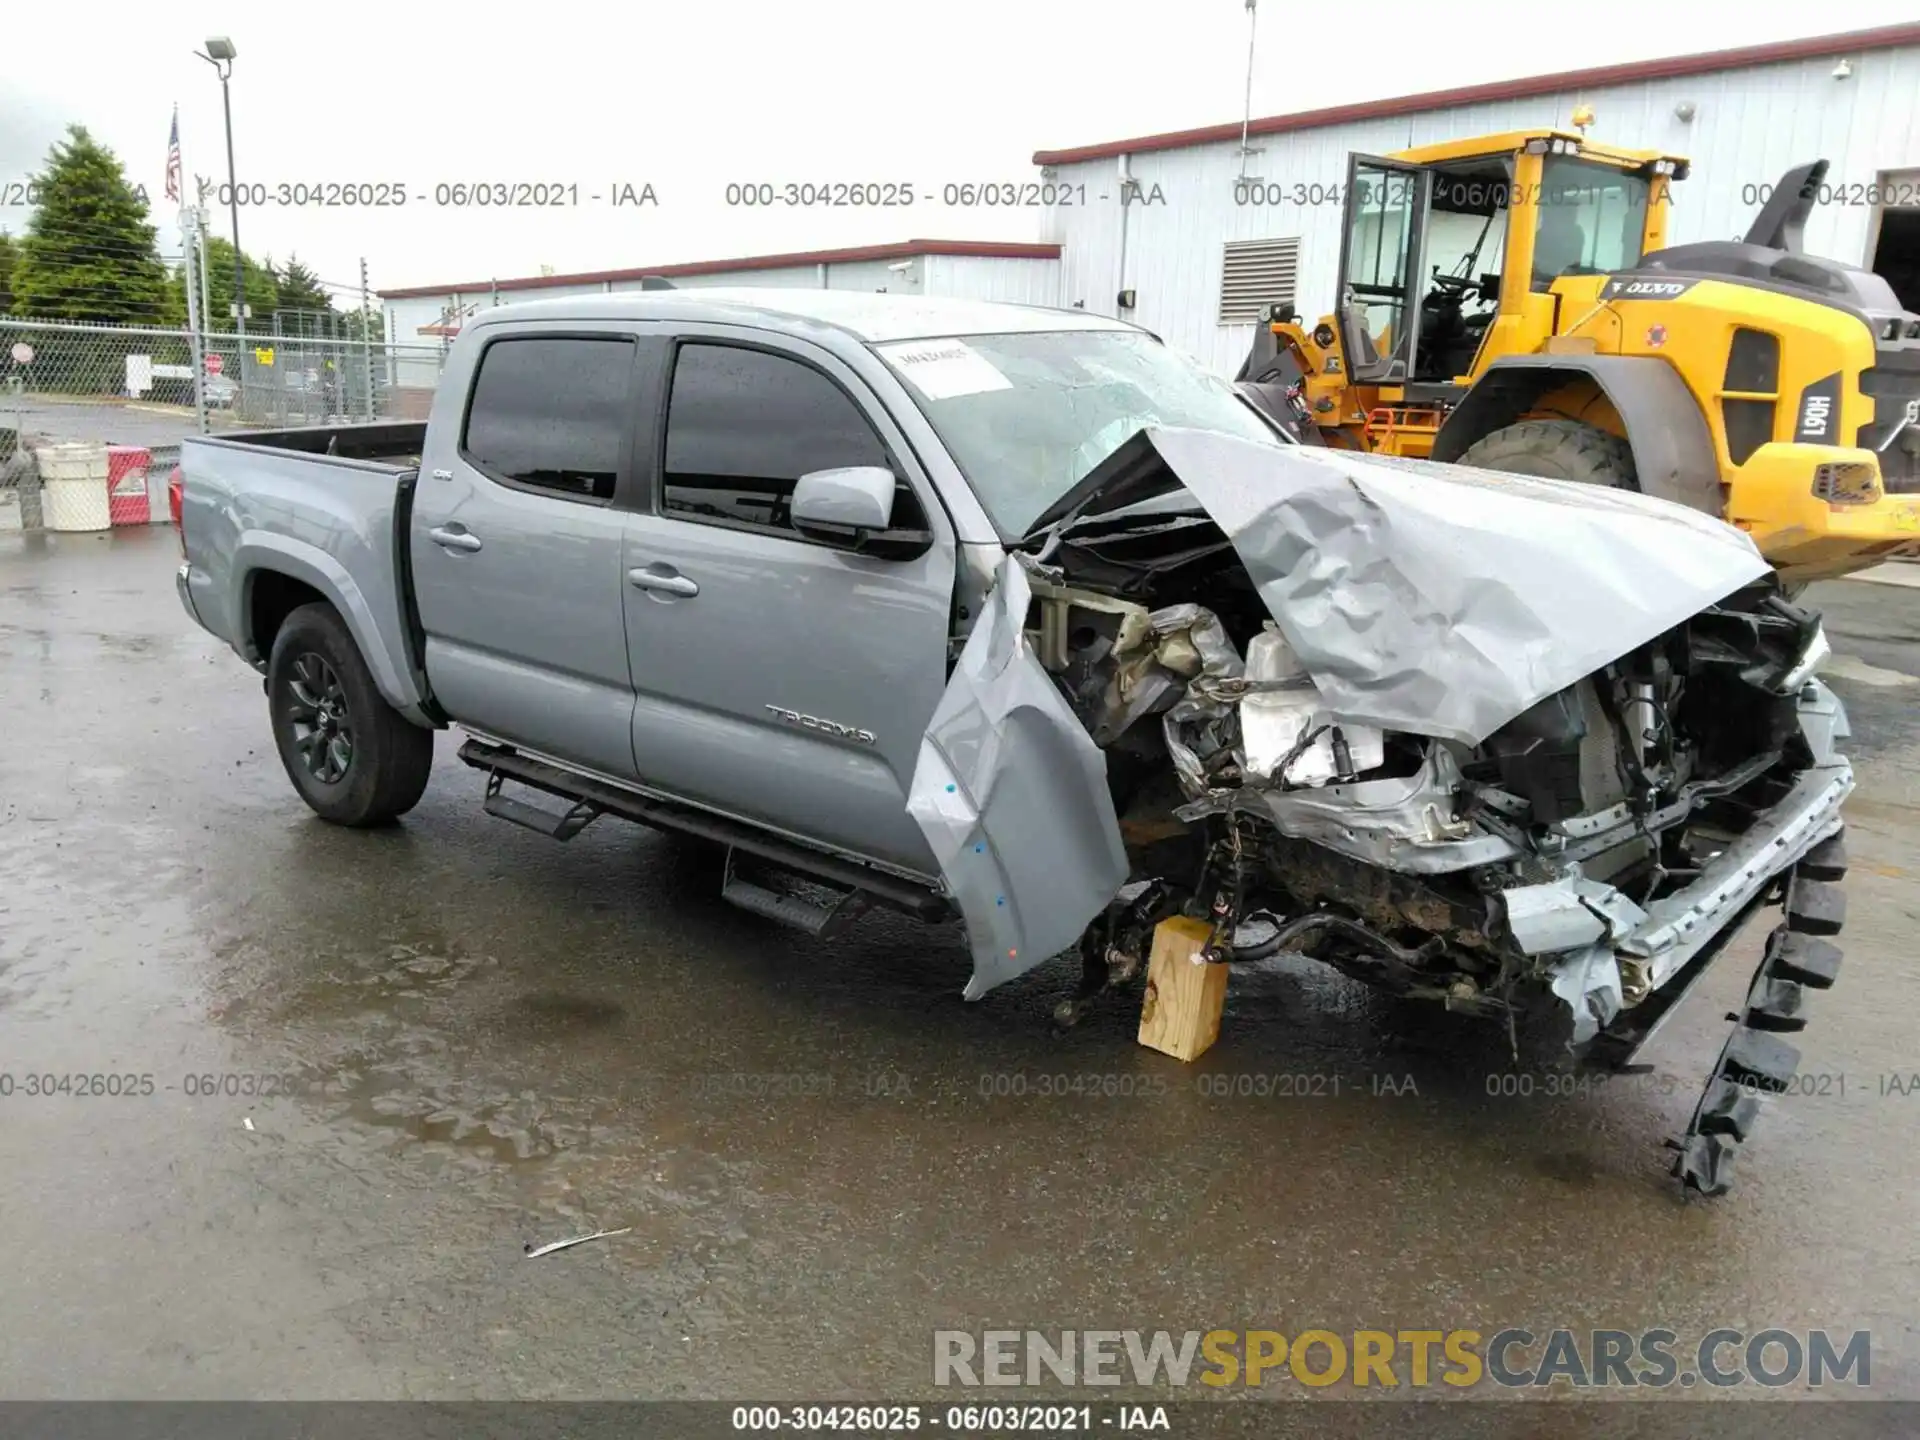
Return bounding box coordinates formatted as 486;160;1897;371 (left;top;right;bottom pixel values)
0;231;16;313
340;306;385;343
200;234;279;328
273;255;332;319
12;125;167;322
159;262;189;328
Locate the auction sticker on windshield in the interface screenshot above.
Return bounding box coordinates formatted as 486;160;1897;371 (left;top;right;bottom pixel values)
879;339;1013;400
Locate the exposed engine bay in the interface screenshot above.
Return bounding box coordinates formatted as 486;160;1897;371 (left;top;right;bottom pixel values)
906;430;1853;1194
1028;532;1838;1038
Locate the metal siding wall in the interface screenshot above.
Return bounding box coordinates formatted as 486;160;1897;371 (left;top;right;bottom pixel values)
1043;164;1126;319
920;255;1065;306
821;259;924;293
382;257;1074;332
1042;44;1920;374
386;296;453;344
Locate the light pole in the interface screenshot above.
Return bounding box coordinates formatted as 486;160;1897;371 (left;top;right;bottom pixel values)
194;36;245;341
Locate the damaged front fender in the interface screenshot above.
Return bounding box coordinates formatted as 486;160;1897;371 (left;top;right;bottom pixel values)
907;556;1130;998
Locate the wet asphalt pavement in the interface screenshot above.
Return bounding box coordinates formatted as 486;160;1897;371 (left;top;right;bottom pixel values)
1;527;1917;1405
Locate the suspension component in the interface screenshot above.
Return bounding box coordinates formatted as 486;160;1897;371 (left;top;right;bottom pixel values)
1052;879;1176;1028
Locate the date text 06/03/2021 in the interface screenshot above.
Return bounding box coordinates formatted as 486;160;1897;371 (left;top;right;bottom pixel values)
728;1404;1168;1432
185;179;658;207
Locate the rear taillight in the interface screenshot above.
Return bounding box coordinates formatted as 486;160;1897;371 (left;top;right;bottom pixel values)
167;466;185;554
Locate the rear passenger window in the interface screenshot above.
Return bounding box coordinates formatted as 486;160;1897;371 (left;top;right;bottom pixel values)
662;343;926;537
462;337;633;501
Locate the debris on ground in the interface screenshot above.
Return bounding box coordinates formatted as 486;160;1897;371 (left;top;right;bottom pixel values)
523;1227;631;1259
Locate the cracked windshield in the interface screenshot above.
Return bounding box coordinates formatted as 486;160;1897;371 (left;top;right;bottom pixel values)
878;329;1282;534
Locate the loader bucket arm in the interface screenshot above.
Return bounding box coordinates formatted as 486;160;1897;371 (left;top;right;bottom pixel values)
1236;325;1279;383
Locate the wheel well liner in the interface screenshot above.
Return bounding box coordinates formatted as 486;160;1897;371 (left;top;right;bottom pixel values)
247;570;328;659
227;532;429;717
1432;356;1722;515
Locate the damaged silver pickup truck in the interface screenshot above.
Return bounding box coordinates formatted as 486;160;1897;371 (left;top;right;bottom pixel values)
175;290;1851;1196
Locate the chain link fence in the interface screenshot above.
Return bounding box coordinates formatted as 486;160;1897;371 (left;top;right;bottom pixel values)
1;317;450;530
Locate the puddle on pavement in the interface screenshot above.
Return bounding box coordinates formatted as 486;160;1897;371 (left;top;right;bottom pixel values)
206;917;769;1240
336;1067;575;1164
255;940;494;1020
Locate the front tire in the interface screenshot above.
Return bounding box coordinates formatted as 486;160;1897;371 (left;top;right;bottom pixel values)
267;602;433;827
1456;418;1637;489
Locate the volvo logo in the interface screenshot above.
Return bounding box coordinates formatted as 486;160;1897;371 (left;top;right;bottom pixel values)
1601;277;1698;300
764;704;877;746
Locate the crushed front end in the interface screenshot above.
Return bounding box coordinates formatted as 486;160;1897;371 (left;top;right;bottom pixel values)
981;429;1856;1196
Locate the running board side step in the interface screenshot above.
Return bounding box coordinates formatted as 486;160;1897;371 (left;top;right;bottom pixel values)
721;848;871;939
458;738;950;923
484;771;602;840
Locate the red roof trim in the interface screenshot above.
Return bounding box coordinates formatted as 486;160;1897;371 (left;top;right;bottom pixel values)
1031;22;1920;166
376;238;1061;301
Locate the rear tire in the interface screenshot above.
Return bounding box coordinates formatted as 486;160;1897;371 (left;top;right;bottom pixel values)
1456;418;1637;490
267;602;434;827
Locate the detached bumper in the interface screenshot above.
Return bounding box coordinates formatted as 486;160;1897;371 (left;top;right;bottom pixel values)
1624;759;1850;981
1503;678;1854;1042
1505;739;1854;1196
1497;662;1856;1196
1505;758;1851;1037
1727;442;1920;585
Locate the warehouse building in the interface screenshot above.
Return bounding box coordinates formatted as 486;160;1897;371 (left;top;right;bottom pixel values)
1036;20;1920;374
378;22;1920;380
375;239;1061;406
377;239;1061;371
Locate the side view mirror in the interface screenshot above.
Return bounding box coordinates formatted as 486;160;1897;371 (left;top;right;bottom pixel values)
791;466;896;536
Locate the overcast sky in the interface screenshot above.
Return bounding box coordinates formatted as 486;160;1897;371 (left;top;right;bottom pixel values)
3;2;1913;303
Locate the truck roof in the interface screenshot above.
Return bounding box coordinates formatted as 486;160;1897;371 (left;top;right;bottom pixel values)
463;288;1138;344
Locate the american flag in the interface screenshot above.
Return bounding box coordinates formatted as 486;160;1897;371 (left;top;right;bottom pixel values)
164;108;182;204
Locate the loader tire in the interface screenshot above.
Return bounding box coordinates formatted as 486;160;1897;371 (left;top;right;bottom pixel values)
1456;419;1638;490
267;602;434;827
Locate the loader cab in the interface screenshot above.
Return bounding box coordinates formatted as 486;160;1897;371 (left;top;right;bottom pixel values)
1333;132;1682;391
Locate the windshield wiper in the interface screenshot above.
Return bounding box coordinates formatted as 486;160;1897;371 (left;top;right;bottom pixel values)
1023;490;1105;562
1025;497;1209;558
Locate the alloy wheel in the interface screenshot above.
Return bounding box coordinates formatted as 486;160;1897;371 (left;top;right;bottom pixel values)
285;652;354;783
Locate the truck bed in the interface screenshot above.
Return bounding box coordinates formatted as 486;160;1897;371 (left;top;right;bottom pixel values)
176;425;429;717
205;420;428;468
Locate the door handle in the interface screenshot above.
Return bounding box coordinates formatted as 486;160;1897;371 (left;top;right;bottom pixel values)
627;567;698;597
428;526;482;553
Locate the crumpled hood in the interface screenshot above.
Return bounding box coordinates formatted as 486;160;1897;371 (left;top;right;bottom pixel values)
1039;427;1773;746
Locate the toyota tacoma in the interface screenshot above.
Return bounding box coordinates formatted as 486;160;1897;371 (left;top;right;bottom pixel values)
175;290;1852;1194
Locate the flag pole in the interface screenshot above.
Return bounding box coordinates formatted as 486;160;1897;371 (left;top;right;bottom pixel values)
171;104;208;433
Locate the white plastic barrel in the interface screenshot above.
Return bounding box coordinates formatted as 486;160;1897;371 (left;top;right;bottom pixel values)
38;442;112;532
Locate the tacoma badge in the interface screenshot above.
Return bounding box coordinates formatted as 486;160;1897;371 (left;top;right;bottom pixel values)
764;704;877;746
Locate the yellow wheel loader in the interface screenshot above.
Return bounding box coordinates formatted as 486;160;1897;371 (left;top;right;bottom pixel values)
1236;130;1920;587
